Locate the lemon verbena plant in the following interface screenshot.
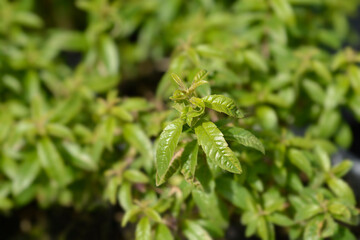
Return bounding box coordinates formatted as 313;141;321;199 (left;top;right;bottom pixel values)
155;70;264;186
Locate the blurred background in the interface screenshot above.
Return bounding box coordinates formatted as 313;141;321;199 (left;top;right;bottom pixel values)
1;0;360;239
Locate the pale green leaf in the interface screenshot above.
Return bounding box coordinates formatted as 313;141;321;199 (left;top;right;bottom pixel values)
123;123;153;163
136;217;151;240
171;73;187;91
155;224;173;240
288;149;312;178
37;137;71;186
183;220;212;240
327;177;355;205
123;169;149;183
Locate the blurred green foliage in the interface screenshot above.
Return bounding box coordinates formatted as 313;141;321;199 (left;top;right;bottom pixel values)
1;0;360;239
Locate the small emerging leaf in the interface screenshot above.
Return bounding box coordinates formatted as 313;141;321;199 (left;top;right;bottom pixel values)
171;73;187;91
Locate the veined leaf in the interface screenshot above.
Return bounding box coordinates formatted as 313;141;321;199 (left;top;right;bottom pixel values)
195;121;242;174
156;118;184;186
221;127;265;154
171;73;187;91
136;217;151;240
189;70;208;92
202;95;244;118
181;140;199;182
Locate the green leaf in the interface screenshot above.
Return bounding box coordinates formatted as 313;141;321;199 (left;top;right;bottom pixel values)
216;177;251;209
136;217;151;240
317;110;341;138
333;226;357;240
62;142;97;171
183;220;212;240
180;140;199;182
328;201;351;220
268;213;294;227
50;95;82;124
256;106;278;130
288;149;313;178
123;169;149;184
12;157;40;195
14;11;43;28
189;70;208;92
295;204;323;221
156;118;184;186
326;177;355;205
202;95;243;118
302;79;325;104
195;121;242;174
348;65;360;94
192;189;228;228
244;50;268;72
270;0;295;25
46;123;74;141
335;124;352;149
123;123;153;163
37;137;71;186
321;214;338;238
196;45;225;58
171;73;187;91
102;116;116;150
314;146;330;172
331;160;353;178
100;35;120;75
86;75;120;93
144;208;162;222
118;182;132;211
155;224;173;240
111;106;133;122
312;60;332;84
220;127;265;154
122;206;141;227
257;216;275;240
186;97;205;126
303;216;323;240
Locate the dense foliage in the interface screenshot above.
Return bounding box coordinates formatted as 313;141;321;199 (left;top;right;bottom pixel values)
1;0;360;239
